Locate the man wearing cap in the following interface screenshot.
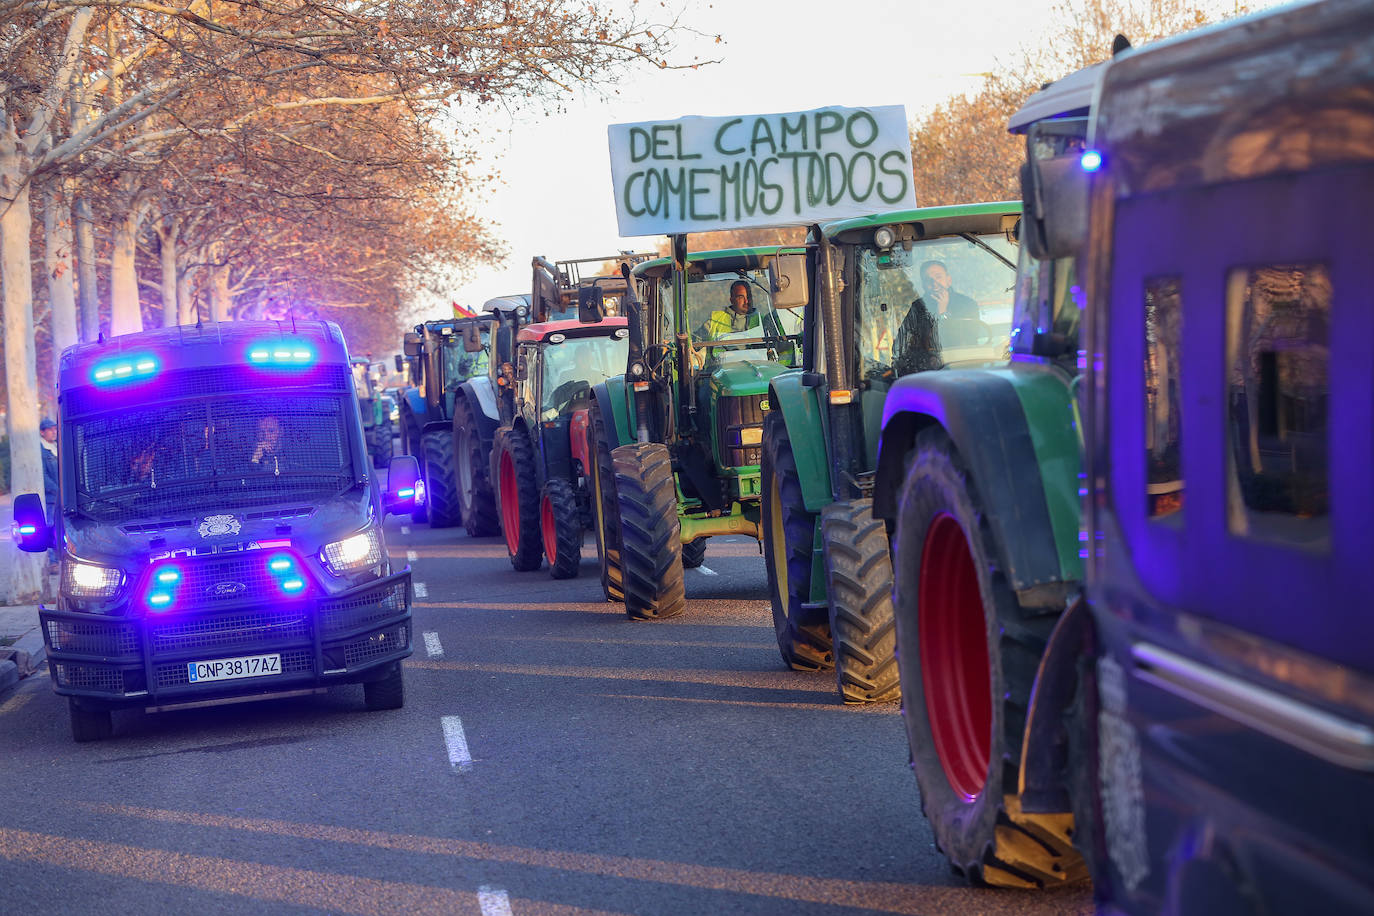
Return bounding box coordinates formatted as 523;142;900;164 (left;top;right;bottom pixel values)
39;418;58;520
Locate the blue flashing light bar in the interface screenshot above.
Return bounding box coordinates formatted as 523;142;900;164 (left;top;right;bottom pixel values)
248;341;315;367
396;488;415;499
268;558;292;572
16;525;36;536
280;578;306;594
156;569;180;584
1080;149;1103;172
148;592;173;608
92;354;160;386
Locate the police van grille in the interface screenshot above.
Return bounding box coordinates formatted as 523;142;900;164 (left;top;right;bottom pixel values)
342;624;408;668
154;649;313;689
149;608;311;654
46;618;139;655
320;578;409;635
716;394;766;467
54;662;126;693
154;555;297;610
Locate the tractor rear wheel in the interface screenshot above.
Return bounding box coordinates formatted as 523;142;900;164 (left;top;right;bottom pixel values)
892;426;1079;888
542;477;583;579
761;412;832;671
680;538;707;569
496;427;543;571
613;442;685;619
454;398;499;537
589;403;624;602
821;499;900;703
421;429;462;528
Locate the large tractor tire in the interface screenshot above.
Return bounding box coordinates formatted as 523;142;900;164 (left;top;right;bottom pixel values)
371;422;394;468
891;426;1082;888
680;538;707;569
613;442;685;620
69;698;112;743
421;429;462;529
589;403;624;603
496;427;543;571
453;399;499;537
541;477;583;580
821;499;901;704
761;412;832;671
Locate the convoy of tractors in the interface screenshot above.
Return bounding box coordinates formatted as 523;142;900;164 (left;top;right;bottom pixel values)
17;3;1371;912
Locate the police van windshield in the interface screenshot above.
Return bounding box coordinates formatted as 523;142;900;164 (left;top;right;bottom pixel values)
855;232;1018;375
72;395;354;520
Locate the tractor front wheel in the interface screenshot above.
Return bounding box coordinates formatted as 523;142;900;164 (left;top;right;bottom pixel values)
821;499;900;703
589;403;624;602
454;398;499;537
613;442;685;619
542;477;583;579
422;429;462;529
496;427;543;571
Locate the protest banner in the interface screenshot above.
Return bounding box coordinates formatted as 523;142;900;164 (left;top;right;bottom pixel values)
608;105;917;237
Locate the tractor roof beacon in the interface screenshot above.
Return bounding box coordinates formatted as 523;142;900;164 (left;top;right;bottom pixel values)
11;320;419;742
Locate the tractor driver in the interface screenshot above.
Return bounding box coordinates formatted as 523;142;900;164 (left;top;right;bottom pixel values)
706;280;761;339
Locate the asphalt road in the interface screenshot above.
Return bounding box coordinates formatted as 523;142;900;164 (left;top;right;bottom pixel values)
0;513;1093;915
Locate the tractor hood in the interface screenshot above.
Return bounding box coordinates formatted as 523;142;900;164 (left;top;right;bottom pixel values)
707;358;788;399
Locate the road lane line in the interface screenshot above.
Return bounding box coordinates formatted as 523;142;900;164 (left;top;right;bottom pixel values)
423;632;444;658
694;565;717;576
0;693;33;715
413;581;429;598
441;715;474;772
400;525;411;534
406;549;418;562
477;886;513;916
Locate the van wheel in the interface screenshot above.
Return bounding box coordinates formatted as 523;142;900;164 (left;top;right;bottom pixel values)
761;412;832;671
542;478;583;580
822;499;900;703
892;427;1079;887
590;403;624;602
496;427;543;571
363;662;405;711
69;698;112;742
614;442;685;619
680;538;707;569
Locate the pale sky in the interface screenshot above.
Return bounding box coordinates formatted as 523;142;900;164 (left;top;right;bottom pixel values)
427;0;1072;319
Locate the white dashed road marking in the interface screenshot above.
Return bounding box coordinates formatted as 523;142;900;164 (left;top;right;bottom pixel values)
400;525;411;535
422;632;444;658
695;565;718;576
477;886;512;916
413;581;428;598
406;549;418;562
440;716;474;773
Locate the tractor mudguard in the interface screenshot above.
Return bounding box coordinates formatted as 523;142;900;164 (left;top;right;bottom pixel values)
570;409;592;479
592;378;634;450
873;364;1081;596
767;371;832;514
401;388;427;428
456;379;500;447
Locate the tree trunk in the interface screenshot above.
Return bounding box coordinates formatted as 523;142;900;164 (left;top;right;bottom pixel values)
158;220;179;327
74;189;100;341
209;243;232;321
177;253;197;326
109;205;143;336
45;182;79;380
1;121;47;603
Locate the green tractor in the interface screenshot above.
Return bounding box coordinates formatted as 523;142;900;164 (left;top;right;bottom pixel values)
350;356;396;468
763;202;1021;704
588;242;807;618
398;315;495;527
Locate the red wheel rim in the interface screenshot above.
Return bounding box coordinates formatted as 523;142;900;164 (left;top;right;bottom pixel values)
918;512;992;800
541;491;557;565
499;450;520;555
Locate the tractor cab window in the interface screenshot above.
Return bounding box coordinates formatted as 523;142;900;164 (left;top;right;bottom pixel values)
681;267;803;364
855;231;1017;379
540;333;629;418
442;332;489;383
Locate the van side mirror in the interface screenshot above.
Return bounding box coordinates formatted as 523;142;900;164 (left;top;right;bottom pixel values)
11;493;52;553
403;332;423;357
768;253;809;309
578;286;605;323
1022;119;1090;261
462;325;484;352
384;455;422;516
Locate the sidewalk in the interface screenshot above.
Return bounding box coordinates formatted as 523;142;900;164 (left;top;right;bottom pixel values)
1;492;48;694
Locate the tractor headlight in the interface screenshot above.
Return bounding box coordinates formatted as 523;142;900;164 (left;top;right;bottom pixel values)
62;559;124;599
321;527;383;575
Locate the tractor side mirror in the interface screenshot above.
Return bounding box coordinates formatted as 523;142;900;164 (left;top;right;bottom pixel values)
403;332;423;357
462;325;484;352
768;253;809;310
384;455;422;516
1022;118;1090;261
11;493;52;553
578;286;605;323
394;354;404;373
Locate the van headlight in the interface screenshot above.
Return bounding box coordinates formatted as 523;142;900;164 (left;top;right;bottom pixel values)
321;527;383;575
62;559;124;599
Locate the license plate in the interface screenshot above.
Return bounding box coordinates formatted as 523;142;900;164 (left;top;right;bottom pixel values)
187;653;282;684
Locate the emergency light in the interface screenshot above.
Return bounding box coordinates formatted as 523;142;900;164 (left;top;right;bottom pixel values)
1080;149;1103;172
248;341;314;366
92;355;160;385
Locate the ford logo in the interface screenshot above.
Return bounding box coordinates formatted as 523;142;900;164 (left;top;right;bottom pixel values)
207;581;247;598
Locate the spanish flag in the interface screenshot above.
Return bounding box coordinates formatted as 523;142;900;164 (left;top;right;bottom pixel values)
452;301;477;319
